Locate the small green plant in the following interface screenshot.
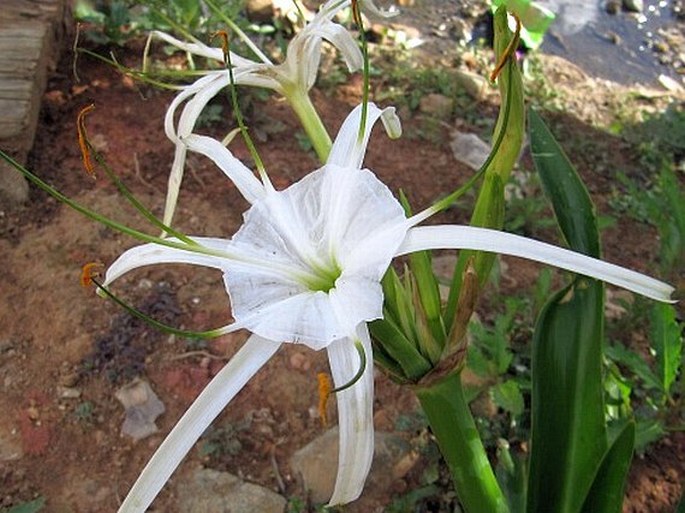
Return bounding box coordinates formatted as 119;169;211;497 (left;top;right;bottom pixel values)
285;498;329;513
605;302;683;450
609;165;685;275
295;131;314;154
1;497;45;513
503;171;556;237
75;0;251;47
73;400;95;423
198;420;250;460
75;0;137;46
285;497;306;513
140;0;247;40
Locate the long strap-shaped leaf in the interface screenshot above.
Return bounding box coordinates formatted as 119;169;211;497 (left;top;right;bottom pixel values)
527;109;614;513
528;281;606;513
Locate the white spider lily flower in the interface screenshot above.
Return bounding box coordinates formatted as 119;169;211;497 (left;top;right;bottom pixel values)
156;0;395;226
109;104;673;513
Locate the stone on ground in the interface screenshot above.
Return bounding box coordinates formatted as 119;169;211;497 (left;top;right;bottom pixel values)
178;467;286;513
290;427;415;504
115;378;166;441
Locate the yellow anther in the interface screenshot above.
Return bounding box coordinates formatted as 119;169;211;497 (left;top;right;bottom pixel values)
210;30;230;65
351;0;363;28
80;262;104;288
317;372;332;427
77;104;96;178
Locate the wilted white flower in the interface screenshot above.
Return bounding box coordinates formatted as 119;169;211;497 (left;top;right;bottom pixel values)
153;0;398;226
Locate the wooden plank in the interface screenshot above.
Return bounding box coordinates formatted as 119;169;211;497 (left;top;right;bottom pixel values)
0;78;34;99
0;101;30;138
0;0;69;204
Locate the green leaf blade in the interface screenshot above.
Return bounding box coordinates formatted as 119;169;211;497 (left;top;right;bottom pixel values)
581;422;635;513
527;281;607;513
529;109;600;258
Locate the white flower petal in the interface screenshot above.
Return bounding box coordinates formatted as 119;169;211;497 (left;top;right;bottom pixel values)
327;325;374;505
329;275;384;333
398;225;675;302
104;237;231;286
176;75;229;138
117;335;281;513
184;134;265;204
316;0;352;21
316;164;407;273
309;22;363;72
164;73;220;141
283;34;323;91
227;286;342;349
327;103;401;169
151;30;248;65
223;155;407;347
162;143;189;227
162;73;226;226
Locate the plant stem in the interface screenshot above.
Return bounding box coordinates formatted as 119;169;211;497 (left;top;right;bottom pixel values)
415;372;509;513
287;87;332;163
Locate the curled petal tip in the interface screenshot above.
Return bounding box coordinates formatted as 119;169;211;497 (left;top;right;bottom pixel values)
380;107;402;139
362;0;400;18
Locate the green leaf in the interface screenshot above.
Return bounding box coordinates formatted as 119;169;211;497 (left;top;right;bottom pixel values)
604;343;662;392
528;106;614;513
650;303;683;396
529;109;600;258
497;443;528;513
635;418;666;451
581;421;635;513
527;281;607;513
492;379;524;416
369;317;432;381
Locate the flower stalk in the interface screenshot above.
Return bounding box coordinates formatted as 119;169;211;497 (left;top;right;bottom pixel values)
287;85;333;161
415;372;510;513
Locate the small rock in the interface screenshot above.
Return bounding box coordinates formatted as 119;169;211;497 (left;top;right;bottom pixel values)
450;131;491;171
288;351;311;371
605;0;621;14
0;424;23;461
454;70;489;101
452;18;472;43
623;0;644;12
245;0;274;22
290;428;413;504
658;74;684;92
178;467;286;513
59;371;80;388
418;93;453;119
57;386;81;399
115;379;165;441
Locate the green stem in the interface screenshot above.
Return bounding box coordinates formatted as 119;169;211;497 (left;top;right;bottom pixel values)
415;372;509;513
288;87;332;163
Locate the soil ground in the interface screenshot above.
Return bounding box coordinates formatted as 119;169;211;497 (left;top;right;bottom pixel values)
0;20;684;513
